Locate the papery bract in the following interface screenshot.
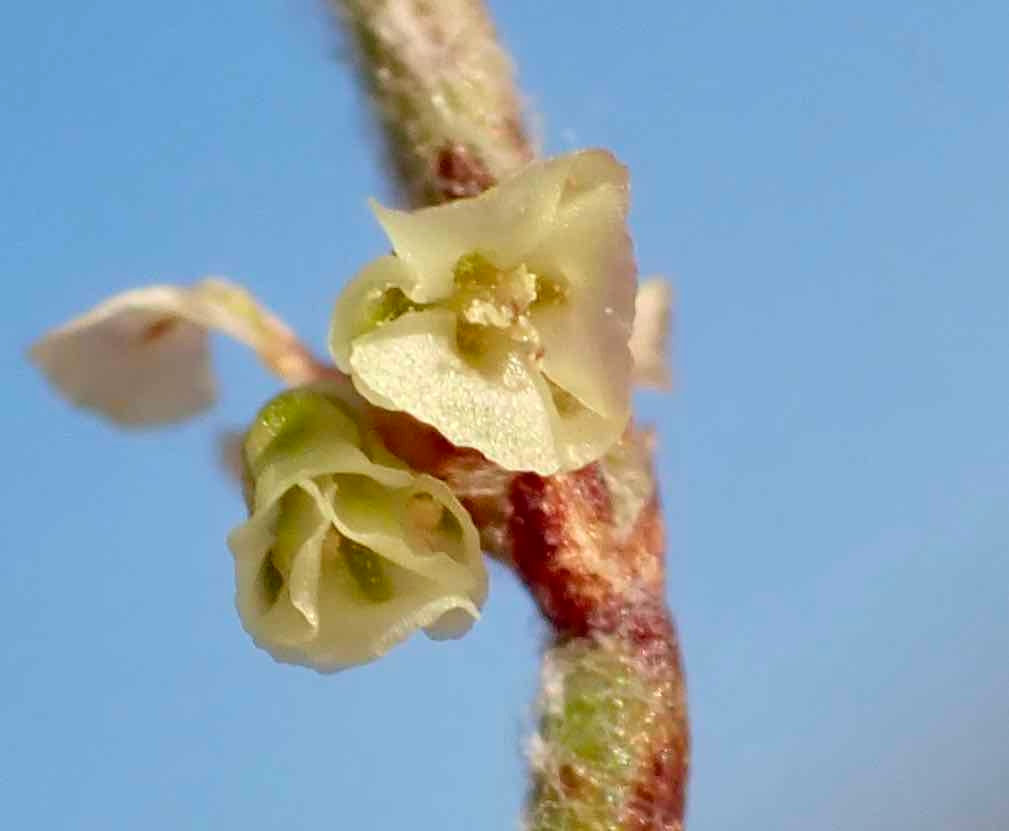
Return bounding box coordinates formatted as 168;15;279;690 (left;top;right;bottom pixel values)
30;279;318;426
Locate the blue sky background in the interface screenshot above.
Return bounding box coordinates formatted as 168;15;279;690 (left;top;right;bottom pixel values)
2;2;1007;828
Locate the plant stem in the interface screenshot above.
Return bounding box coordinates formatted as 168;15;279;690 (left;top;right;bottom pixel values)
334;0;533;206
333;2;689;827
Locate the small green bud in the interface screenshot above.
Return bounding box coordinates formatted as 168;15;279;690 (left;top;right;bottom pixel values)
529;641;655;831
243;388;357;478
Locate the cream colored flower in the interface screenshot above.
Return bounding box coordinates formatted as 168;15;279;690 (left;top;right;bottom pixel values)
330;149;637;475
227;388;487;672
30;278;321;426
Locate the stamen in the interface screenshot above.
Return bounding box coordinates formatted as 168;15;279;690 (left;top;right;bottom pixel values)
342;538;394;603
372;287;422;326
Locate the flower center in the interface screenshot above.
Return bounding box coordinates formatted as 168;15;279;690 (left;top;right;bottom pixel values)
450;252;567;366
367;252;569;372
263;484;395;606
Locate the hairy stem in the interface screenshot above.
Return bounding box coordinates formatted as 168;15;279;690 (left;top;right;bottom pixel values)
333;0;533;206
334;2;688;827
530;626;687;831
509;455;688;831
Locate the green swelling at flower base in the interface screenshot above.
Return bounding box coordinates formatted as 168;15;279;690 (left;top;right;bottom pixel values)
243;388;358;478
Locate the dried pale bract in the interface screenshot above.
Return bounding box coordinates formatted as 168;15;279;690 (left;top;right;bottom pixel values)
30;278;317;426
629;277;673;390
227;388;487;672
330;149;637;475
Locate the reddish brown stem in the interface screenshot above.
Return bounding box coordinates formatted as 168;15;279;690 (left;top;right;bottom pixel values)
334;1;688;826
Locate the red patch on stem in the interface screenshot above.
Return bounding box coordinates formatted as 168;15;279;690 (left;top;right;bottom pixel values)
508;466;616;635
434;143;496;201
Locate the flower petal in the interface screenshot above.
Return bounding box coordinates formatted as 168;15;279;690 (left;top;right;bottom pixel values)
30;286;216;426
532;371;631;474
30;279;323;427
329;255;419;371
346;308;567;474
228;387;487;672
556;148;630;201
369;154;582;301
528;180;635;420
233;513;465;673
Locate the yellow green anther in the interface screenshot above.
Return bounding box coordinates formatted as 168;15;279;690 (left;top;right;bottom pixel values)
534;274;568;305
437;505;461;537
270;488;319;577
456;319;491;361
372;287;423;327
453;251;499;292
453;252;539;319
342;538;394;603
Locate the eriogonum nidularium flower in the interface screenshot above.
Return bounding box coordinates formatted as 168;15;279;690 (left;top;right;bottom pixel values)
329;149;636;475
30;278;322;426
227;387;487;672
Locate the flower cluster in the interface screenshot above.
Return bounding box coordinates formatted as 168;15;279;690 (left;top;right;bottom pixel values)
30;149;667;671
